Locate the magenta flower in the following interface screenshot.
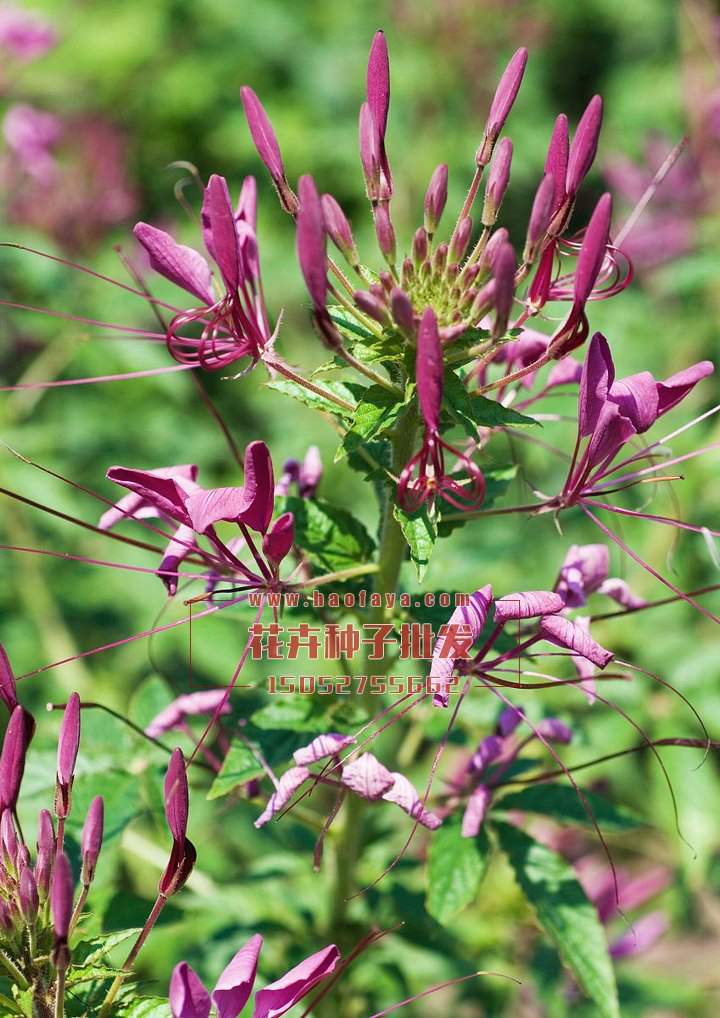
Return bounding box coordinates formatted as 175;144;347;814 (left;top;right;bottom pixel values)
0;642;18;712
134;173;275;372
170;935;340;1018
0;5;56;61
145;690;232;740
3;104;61;184
428;586;493;707
397;308;485;512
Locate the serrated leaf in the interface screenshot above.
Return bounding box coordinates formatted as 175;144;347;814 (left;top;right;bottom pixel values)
496;822;619;1018
266;378;356;419
393;504;437;581
75;929;141;967
251;696;332;733
341;384;404;460
277;496;375;574
444;370;538;435
498;785;642;832
426;822;489;924
327;305;376;341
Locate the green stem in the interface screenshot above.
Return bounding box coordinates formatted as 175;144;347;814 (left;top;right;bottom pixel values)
325;408;418;942
54;967;65;1018
0;950;28;989
97;894;167;1018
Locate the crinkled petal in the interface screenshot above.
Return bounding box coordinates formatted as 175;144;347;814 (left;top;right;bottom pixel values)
494;590;565;622
212;934;262;1018
382;772;442;829
469;734;504;772
429;586;492;708
536;718;573;744
461;785;492;838
293;733;355;766
252;944;340;1018
133;223;214;306
539;614;613;668
556;543;609;607
146;689;231;739
341;753;394;800
597;577;646;610
254;767;310;828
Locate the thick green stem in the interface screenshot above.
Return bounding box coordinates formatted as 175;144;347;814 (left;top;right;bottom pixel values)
325;408;418;945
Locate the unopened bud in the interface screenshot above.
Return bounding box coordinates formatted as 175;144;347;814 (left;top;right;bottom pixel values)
354;289;390;326
412;227;428;268
321;194;358;267
373;202;396;263
482;137;513;226
55;692;80;819
81;796;104;886
477;48;528;166
18;866;38;923
424;163;448;235
523;173;555;263
390;287;415;334
449;216;472;264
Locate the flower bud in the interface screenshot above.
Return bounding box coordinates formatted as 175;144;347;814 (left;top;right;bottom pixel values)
35;809;55;900
470;280;496;319
262;512;295;566
412;227;428;268
461;785;492;838
477;48;528;166
18;866;38;923
55;692;80;819
566;95;603;200
1;810;18;869
0;705;34;814
449;216;472;264
523;173;555;263
373;202;396;263
81;795;104;886
431;242;448;276
239;86;297;214
298;447;322;498
481;137;513;227
400;257;415;288
160;749;196;898
492;241;516;339
321;194;358;267
477;226;509;278
296;175;327;313
544;114;569;217
0;643;18;712
353;289;390;326
390;287;415;335
424;163;448;235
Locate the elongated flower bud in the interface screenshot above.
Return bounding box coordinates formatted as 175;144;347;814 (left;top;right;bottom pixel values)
55;692;80;819
0;643;18;712
566;95;603;200
416;308;443;433
390;287;415;334
35;809;55;900
296;175;327;312
492;241;516;339
240;86;297;214
354;289;390;325
544;114;569;216
482;138;513;226
412;226;428;268
574;192;612;305
477;226;509;278
373;202;396;263
321;194;358;267
424;163;448;235
298;446;322;497
449;216;472;264
366;30;392;197
160;749;196;897
477;48;528;166
1;809;17;866
523;173;555;263
81;795;104;886
19;865;38;923
51;851;73;968
262;512;295;566
0;704;34;814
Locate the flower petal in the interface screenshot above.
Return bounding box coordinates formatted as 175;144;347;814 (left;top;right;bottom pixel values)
252;944;340;1018
212;934;263;1018
579;332;615;437
539;614;613;668
494;590;564;622
555;543;609;607
293;733;355;766
145;689;231;740
170;962;211;1018
461;785;492;838
428;586;492;708
204;174;241;291
657;360;714;417
133;223;214;305
382;772;442;829
254;767;310;828
341;753;394;800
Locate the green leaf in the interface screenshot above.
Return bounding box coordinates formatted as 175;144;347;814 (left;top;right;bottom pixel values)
498;785;642;832
278;496;375;574
393;504;437;581
426;822;489;924
266;378;356;419
208;742;265;799
74;929;141;967
495;822;620;1018
341;384;404;458
443;369;538;435
251;696;330;733
327;304;376;342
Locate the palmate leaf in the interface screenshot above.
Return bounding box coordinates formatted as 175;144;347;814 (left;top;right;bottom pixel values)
426;822;490;924
443;369;537;437
495;822;620;1018
393;503;437;581
498;785;642;832
340;383;405;459
278;496;375;574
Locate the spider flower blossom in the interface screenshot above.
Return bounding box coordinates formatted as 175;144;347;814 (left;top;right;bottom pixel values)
0;4;56;61
102;440;293;597
134;173;275;371
169;935;340;1018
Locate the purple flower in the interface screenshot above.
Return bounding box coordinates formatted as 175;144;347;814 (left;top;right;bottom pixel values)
461;785;492;838
293;733;355;766
34;809;55;900
134;173;274;372
428;586;493;707
3;104;61;184
539;614;613;669
341;752;394;800
565;96;604;202
381;772;442;830
254;766;310;828
493;590;565;623
146;690;232;740
0;5;55;60
321;193;358;266
555;544;609;607
170;935;339;1018
18;866;39;922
